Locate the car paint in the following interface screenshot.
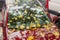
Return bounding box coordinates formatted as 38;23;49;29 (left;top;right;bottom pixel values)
49;0;60;13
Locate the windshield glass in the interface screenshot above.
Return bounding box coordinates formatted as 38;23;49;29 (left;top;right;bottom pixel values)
8;0;50;30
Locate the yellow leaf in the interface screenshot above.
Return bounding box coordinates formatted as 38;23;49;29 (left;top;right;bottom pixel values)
26;26;30;29
30;14;33;16
23;18;25;20
37;23;41;27
27;36;34;40
32;27;37;30
53;31;59;36
12;18;14;19
16;25;19;28
15;18;17;20
43;25;48;28
25;10;27;13
30;22;36;28
35;20;38;23
35;14;37;16
27;17;30;19
20;25;25;29
33;17;36;20
10;20;12;22
19;15;23;18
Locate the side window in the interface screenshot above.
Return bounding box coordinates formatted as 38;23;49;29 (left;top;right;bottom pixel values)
0;2;3;11
0;2;3;21
0;1;6;21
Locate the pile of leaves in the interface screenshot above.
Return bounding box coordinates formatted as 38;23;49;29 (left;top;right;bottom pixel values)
8;0;50;30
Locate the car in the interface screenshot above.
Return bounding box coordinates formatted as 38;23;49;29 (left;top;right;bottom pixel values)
49;0;60;29
49;0;60;16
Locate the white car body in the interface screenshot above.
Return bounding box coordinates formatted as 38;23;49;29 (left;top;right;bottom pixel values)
49;0;60;13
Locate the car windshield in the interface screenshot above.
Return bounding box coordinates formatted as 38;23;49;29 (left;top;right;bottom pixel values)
8;0;50;29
